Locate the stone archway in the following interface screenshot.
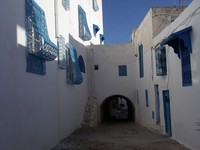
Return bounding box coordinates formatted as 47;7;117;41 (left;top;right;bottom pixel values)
100;95;135;123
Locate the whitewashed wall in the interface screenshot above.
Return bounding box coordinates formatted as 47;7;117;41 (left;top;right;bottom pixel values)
153;0;200;149
0;0;103;150
87;44;137;123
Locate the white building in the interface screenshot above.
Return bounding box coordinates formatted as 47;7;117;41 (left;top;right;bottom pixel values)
1;0;200;150
0;0;103;150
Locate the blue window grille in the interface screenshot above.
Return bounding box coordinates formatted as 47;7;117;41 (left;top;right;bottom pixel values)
161;26;192;87
100;34;105;45
139;44;144;78
66;44;83;84
25;0;58;61
155;46;167;76
145;90;149;107
92;0;99;12
118;65;127;76
62;0;70;11
57;35;67;69
78;55;85;73
78;5;92;41
26;53;46;75
93;24;100;36
25;0;58;75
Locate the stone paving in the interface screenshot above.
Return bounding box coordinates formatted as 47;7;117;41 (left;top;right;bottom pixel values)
51;122;190;150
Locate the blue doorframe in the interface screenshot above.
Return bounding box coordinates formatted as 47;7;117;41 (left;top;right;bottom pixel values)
163;90;172;136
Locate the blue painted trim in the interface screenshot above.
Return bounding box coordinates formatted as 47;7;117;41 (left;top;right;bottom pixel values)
161;26;192;58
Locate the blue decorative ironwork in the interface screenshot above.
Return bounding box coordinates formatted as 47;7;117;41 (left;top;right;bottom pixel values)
66;44;83;84
57;35;67;69
78;5;92;41
161;26;192;87
161;26;192;58
155;46;167;76
92;0;99;12
93;24;100;36
62;0;70;11
25;0;58;61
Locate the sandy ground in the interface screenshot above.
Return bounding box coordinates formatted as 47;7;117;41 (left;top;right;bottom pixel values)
51;122;190;150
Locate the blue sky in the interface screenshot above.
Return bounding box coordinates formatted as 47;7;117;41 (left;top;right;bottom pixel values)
102;0;193;44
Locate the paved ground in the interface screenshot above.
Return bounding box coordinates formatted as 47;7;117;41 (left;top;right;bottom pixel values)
51;122;190;150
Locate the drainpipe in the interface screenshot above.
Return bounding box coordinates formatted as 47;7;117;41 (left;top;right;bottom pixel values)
54;0;59;37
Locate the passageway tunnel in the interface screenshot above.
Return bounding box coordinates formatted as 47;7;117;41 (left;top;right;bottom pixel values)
100;95;135;123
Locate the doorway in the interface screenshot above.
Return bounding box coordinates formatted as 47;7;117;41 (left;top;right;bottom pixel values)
163;90;172;136
101;95;135;123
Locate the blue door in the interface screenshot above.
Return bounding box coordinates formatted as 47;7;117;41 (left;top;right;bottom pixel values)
163;90;172;136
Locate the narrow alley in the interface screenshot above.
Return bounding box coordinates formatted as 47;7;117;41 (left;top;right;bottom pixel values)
51;122;189;150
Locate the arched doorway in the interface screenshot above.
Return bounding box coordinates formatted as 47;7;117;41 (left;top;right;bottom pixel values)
100;95;135;123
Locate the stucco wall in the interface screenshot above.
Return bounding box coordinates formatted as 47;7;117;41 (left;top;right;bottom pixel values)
0;0;103;150
87;44;137;123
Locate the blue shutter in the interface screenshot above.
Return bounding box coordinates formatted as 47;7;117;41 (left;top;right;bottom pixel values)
78;55;86;73
139;44;144;78
57;35;67;69
181;46;192;86
78;5;92;41
67;44;83;84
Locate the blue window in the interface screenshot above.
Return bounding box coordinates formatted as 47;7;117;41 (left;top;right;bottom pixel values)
26;53;46;75
145;90;149;107
66;44;83;84
78;55;85;73
161;26;192;87
78;5;92;41
25;0;57;75
181;45;192;86
139;44;144;78
92;0;99;12
155;46;167;76
118;65;127;76
58;35;67;69
62;0;70;11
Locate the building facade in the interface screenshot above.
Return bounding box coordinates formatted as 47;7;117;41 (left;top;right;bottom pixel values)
0;0;103;150
1;0;200;150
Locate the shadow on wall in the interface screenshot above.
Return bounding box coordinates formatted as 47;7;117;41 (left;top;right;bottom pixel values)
100;95;135;123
